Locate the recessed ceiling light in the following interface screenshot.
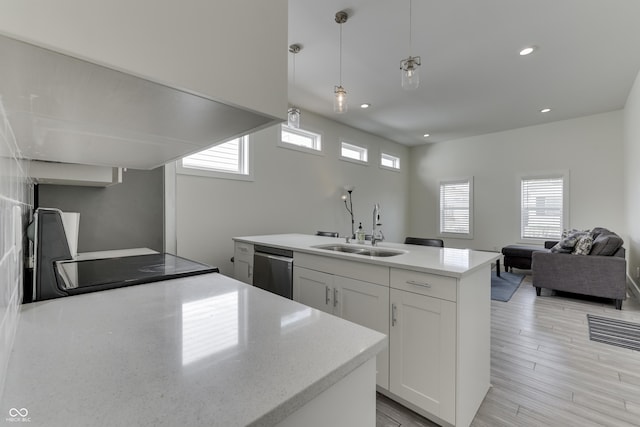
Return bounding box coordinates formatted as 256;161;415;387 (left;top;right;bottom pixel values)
519;46;537;56
540;108;551;113
423;133;430;138
360;103;371;109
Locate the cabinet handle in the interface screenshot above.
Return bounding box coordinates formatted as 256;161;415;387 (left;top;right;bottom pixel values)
406;280;431;288
333;288;338;308
392;303;397;326
248;265;252;278
325;286;331;305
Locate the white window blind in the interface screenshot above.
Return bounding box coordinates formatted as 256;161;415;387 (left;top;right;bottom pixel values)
341;142;368;162
521;176;564;240
440;180;471;235
182;137;248;175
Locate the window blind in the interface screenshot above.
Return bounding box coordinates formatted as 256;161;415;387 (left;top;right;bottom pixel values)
440;180;470;234
182;138;245;174
521;177;563;239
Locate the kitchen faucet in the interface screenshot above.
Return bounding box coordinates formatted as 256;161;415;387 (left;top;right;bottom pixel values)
371;203;384;246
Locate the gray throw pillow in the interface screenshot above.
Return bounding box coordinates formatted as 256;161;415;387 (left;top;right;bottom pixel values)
589;232;623;256
590;227;610;240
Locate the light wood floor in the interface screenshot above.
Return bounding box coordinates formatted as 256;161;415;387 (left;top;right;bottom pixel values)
376;275;640;427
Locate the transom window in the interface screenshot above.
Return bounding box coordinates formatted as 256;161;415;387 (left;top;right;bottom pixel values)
439;177;473;238
341;142;368;163
521;175;566;240
380;153;400;170
280;124;322;153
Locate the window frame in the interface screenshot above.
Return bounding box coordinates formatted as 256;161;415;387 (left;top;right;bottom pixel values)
176;135;253;181
438;177;474;239
519;171;569;243
380;152;401;172
278;124;324;156
340;141;369;165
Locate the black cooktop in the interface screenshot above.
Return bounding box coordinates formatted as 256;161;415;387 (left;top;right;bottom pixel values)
56;253;219;295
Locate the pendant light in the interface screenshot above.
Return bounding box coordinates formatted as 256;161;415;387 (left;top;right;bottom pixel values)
287;44;302;128
400;0;421;90
334;11;348;114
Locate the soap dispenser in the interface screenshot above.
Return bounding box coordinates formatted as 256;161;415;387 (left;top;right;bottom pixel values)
356;222;365;244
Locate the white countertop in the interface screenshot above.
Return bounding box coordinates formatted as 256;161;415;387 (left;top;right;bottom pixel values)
234;234;499;278
1;273;386;426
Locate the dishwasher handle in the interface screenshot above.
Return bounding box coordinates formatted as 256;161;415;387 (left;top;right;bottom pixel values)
254;252;293;264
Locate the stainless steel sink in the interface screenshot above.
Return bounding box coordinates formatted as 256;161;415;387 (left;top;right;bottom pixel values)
312;244;404;257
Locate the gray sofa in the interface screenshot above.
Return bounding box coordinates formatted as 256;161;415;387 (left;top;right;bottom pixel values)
532;228;627;309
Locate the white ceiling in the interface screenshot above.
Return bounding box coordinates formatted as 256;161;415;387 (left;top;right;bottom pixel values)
287;0;640;145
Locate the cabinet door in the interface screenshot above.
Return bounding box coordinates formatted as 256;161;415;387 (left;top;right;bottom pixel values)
334;276;390;389
233;259;252;284
389;289;456;424
292;267;333;313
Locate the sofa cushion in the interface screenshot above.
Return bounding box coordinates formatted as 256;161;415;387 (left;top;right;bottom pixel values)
589;232;623;256
572;235;593;255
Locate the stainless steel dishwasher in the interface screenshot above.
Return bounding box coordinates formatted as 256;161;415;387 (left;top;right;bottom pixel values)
253;245;293;299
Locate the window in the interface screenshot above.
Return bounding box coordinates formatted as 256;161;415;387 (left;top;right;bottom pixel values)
521;174;566;240
380;153;400;170
178;136;252;180
439;178;473;238
340;142;368;163
279;124;322;154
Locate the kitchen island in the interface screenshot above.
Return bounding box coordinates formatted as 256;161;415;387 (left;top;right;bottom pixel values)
0;273;386;426
233;234;500;427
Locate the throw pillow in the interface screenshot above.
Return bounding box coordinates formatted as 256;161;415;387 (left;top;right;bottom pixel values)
590;227;610;240
589;232;623;256
572;235;593;255
550;231;587;253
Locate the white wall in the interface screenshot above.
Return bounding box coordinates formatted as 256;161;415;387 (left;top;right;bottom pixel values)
624;70;640;292
0;105;31;398
409;111;626;251
174;110;410;275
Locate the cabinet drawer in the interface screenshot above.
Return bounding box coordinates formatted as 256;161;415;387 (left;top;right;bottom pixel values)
234;242;254;259
390;269;457;302
294;252;388;286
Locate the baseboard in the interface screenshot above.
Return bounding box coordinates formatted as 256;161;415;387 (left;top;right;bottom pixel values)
627;275;640;301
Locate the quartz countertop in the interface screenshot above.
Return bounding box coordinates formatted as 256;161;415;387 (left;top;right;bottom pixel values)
0;273;386;426
234;234;499;278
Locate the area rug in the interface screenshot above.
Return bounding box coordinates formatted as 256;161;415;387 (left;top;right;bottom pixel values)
491;271;525;302
587;314;640;351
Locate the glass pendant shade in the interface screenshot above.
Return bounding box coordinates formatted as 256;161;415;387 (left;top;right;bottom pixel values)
287;107;301;128
401;56;421;90
334;86;347;113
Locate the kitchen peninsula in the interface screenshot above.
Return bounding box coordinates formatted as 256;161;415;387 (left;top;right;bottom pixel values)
0;273;386;426
233;234;500;427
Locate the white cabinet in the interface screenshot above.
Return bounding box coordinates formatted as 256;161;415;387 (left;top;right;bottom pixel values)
233;242;254;285
389;288;456;424
292;267;333;313
334;276;390;389
293;263;390;389
239;242;491;427
386;266;491;427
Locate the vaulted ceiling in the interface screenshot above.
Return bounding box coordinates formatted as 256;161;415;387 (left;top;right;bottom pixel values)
288;0;640;145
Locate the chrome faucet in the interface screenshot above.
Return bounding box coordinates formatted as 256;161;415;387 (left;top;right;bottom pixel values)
371;203;384;246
